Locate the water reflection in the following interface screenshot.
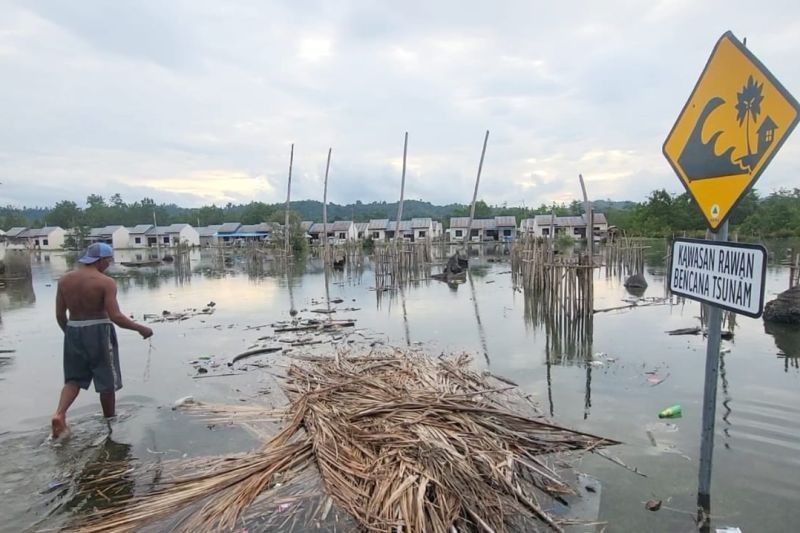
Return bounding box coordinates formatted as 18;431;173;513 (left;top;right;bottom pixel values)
61;438;135;521
468;270;490;364
0;278;36;313
765;321;800;371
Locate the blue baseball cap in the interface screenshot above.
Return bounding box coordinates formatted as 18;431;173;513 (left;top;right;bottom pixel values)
78;243;114;264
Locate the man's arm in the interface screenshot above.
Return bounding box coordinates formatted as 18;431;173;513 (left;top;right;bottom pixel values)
55;284;67;333
103;279;153;339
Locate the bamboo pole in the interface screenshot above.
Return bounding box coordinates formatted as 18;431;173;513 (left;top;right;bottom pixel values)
322;148;332;265
284;143;294;257
578;174;592;264
464;130;490;250
393;132;409;250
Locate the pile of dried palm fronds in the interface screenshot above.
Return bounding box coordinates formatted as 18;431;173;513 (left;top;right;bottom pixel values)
74;351;617;532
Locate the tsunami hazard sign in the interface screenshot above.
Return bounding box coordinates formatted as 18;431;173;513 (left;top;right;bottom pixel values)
669;238;767;317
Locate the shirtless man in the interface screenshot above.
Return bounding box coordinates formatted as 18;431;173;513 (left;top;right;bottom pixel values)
52;243;153;438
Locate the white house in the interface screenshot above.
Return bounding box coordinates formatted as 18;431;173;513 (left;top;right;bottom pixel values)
368;219;389;241
23;226;66;250
88;225;130;249
494;216;518;242
522;213;608;239
411;218;434;241
332;221;357;243
127;224;153;248
354;222;369;240
156;224;200;247
446;216;518;242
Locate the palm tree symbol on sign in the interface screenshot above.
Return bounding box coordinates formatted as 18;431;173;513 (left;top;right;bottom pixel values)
678;76;778;180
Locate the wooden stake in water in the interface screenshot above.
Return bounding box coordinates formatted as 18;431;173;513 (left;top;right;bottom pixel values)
322;148;332;265
393;132;409;249
696;220;728;532
152;210;161;259
285;143;294;257
464;130;489;249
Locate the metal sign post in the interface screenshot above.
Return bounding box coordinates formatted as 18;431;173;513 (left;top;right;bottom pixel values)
695;222;726;531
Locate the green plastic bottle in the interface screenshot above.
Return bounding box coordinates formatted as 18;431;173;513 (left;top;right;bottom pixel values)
658;404;682;419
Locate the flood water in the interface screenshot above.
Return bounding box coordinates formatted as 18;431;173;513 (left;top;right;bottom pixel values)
1;243;798;532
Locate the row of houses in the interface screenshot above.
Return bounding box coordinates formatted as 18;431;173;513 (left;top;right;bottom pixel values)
1;223;279;250
300;214;608;244
1;214;609;250
302;218;445;244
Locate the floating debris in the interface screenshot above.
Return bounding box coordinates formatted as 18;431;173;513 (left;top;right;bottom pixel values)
75;350;618;532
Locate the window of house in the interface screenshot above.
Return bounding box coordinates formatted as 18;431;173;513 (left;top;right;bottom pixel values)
419;230;426;237
135;237;141;244
339;232;346;239
765;129;774;142
34;239;40;245
503;229;511;236
163;236;170;244
542;228;550;236
372;232;380;238
43;239;49;246
455;230;463;237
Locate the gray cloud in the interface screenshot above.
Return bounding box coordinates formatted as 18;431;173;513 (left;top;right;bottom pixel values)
1;0;799;209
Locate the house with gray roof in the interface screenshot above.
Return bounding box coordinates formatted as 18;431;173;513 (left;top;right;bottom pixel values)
521;213;608;240
21;226;66;250
197;225;223;247
88;225;129;249
127;224;153;248
446;216;518;242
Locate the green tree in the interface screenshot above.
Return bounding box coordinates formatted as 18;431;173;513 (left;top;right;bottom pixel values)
48;200;83;228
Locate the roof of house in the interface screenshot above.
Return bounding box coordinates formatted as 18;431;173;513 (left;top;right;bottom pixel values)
387;220;413;232
450;217;514;230
411;217;433;228
332;220;353;232
23;226;64;237
197;225;222;237
587;213;608;225
449;217;471;229
128;224;153;234
368;219;389;230
301;221;313;231
471;218;496;230
308;223;334;234
217;222;242;234
494;216;517;227
532;213;607;227
239;223;272;233
520;218;536;230
89;225;126;237
354;222;369;232
5;227;28;237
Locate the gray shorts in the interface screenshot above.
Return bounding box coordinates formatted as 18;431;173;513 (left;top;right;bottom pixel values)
63;319;122;393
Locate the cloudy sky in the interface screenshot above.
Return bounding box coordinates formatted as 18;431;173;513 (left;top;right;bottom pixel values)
1;0;799;209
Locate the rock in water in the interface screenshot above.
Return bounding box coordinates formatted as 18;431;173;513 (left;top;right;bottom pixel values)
624;273;648;289
763;285;800;324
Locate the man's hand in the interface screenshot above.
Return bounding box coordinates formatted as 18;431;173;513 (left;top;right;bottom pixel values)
138;325;154;339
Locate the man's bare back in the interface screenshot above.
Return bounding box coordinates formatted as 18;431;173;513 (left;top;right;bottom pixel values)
58;268;114;322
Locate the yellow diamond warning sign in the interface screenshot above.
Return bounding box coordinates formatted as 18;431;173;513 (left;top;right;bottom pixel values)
663;31;800;231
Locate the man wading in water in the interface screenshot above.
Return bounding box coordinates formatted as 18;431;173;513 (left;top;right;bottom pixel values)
51;243;153;439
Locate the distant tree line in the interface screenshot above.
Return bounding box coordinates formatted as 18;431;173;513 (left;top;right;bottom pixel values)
1;189;799;237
